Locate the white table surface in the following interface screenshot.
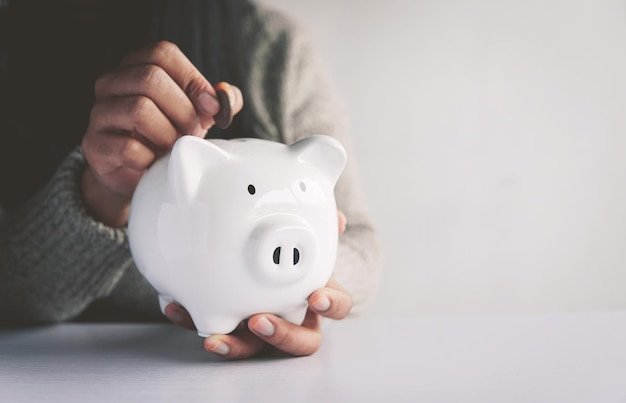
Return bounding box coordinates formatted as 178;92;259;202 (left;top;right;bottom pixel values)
1;312;626;402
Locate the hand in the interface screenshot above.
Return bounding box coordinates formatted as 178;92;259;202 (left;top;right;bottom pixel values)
164;211;352;359
165;277;352;359
80;41;243;227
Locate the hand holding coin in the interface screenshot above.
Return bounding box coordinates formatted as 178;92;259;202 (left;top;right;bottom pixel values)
80;41;244;228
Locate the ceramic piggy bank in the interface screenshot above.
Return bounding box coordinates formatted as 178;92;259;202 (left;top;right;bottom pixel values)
128;135;347;336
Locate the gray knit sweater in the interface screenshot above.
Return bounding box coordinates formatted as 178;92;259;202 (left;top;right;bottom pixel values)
0;0;381;324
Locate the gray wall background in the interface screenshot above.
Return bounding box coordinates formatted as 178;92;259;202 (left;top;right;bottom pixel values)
261;0;626;318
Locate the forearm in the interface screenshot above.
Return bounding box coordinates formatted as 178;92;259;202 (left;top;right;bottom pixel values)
0;148;133;324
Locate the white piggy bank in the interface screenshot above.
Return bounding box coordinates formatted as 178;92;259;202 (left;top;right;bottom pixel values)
128;135;347;337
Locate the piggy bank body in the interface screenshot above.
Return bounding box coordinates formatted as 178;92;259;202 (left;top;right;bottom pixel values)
128;135;346;336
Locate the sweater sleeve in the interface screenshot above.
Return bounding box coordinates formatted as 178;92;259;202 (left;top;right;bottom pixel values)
286;34;383;316
241;4;383;315
0;147;134;324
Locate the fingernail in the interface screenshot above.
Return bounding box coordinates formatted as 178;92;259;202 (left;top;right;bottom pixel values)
206;340;230;356
251;316;275;337
197;91;220;115
312;294;331;312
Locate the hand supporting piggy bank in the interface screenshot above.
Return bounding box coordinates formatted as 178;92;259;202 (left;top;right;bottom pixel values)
128;135;347;337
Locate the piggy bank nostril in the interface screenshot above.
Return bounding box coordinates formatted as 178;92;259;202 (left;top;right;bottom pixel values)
273;247;281;265
272;246;301;266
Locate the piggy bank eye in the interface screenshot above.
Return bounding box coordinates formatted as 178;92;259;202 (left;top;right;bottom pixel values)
294;179;325;205
248;184;256;195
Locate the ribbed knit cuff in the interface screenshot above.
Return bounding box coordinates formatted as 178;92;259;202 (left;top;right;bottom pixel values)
4;147;133;321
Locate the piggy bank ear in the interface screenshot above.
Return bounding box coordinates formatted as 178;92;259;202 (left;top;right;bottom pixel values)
291;135;347;184
168;136;230;205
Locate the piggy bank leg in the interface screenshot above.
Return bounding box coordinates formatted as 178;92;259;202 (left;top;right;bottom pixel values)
195;317;242;338
280;305;308;326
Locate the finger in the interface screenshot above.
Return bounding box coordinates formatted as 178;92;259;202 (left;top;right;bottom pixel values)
95;65;206;137
308;285;353;320
89;96;180;150
82;129;156;199
119;41;221;122
204;322;267;359
83;130;156;175
230;84;244;115
338;210;347;235
247;311;322;356
94;165;146;199
164;302;196;331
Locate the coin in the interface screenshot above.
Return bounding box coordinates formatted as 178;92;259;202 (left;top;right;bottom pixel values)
213;82;234;129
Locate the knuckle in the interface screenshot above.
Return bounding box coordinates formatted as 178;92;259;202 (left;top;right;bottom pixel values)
183;70;204;95
118;138;145;167
126;96;153;125
151;40;180;62
136;64;167;92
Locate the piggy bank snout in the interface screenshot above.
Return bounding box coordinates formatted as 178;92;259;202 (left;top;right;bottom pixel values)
247;216;317;285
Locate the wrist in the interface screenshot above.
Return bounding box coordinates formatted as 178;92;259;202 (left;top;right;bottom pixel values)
80;167;131;228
